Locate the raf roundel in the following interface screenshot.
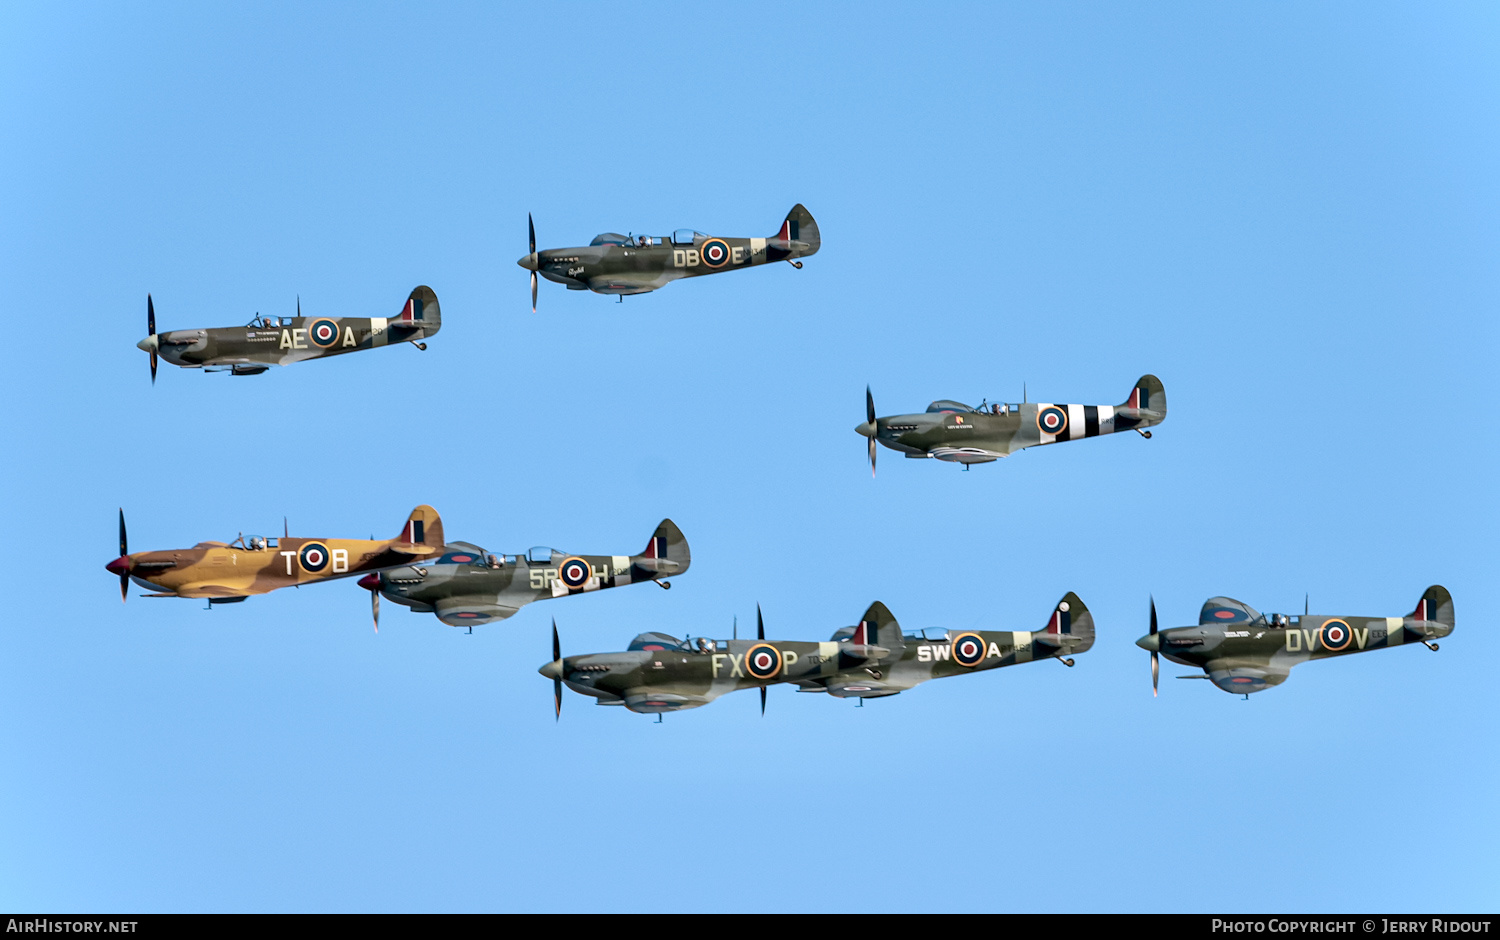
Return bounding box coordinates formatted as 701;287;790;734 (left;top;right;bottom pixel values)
308;318;340;348
299;541;330;573
1319;619;1353;652
744;643;783;680
558;556;592;589
700;238;731;269
951;632;987;668
1037;406;1068;436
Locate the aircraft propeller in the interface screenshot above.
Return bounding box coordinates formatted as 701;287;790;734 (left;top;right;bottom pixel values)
551;619;562;720
146;295;158;384
757;604;767;716
1149;595;1159;697
528;213;538;313
862;386;877;477
357;573;381;632
111;508;130;602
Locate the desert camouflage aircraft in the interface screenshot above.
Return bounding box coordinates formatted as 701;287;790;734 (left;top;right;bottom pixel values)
134;286;440;380
357;519;689;631
105;505;444;605
857;375;1166;473
1136;586;1455;697
516;205;819;309
539;593;1092;717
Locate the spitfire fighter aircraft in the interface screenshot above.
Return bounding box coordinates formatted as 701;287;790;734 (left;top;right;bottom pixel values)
1136;586;1455;697
134;286;440;380
357;519;689;630
516;205;819;309
539;594;1093;717
105;506;444;605
857;375;1166;472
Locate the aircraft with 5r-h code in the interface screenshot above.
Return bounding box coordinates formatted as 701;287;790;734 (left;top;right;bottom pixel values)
857;375;1166;473
134;285;440;380
539;593;1092;718
105;506;444;606
1136;586;1455;697
516;205;819;309
357;519;689;631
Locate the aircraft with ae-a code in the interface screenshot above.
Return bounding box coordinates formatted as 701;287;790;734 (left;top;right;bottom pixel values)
357;519;689;631
105;506;444;605
517;205;819;309
134;286;440;380
857;375;1166;472
1136;586;1455;697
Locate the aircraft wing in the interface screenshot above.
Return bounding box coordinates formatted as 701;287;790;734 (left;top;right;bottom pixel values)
621;690;717;713
1203;659;1291;694
433;598;521;627
927;446;1004;465
819;676;906;699
173;583;265;598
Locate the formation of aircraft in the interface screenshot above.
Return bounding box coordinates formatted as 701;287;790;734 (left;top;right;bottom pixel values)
105;506;444;605
857;375;1166;473
517;205;819;309
135;286;440;380
356;520;690;631
540;594;1093;718
1137;586;1454;697
112;205;1458;719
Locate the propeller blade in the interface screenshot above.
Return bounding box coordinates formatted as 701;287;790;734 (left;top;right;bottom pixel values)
372;589;380;633
531;270;538;314
117;508;129;603
868;437;876;478
1149;595;1159;697
528;212;536;256
756;604;764;641
149;351;157;385
147;294;155;336
760;685;767;717
866;385;875;425
551;619;562;720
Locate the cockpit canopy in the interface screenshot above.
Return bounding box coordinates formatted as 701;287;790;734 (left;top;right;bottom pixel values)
247;315;289;328
589;233;631;246
926;400;978;414
626;633;722;652
527;546;564;564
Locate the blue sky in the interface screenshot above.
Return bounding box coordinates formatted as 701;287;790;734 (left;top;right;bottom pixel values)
2;2;1496;913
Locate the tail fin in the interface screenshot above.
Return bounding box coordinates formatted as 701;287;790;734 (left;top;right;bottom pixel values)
773;204;820;257
854;601;907;657
1407;585;1454;627
395;285;440;336
1120;374;1166;418
394;505;444;551
637;519;690;575
1036;592;1094;654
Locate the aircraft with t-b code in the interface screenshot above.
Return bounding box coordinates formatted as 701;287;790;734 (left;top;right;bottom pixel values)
1136;586;1455;697
857;375;1166;472
357;519;689;631
105;506;444;605
517;205;819;309
133;286;440;380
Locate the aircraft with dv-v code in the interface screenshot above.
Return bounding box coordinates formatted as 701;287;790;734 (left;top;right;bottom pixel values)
1136;586;1454;697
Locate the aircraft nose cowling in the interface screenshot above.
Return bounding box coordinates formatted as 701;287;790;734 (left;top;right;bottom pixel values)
356;573;382;591
1135;633;1160;652
136;335;159;353
105;555;131;575
516;253;538;271
538;660;563;680
855;421;876;438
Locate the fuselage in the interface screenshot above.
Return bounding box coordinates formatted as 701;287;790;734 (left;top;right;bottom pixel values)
522;232;810;296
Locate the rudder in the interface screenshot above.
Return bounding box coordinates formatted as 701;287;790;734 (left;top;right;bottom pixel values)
1408;585;1454;627
774;204;820;257
1038;592;1094;654
396;286;440;337
395;504;444;550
